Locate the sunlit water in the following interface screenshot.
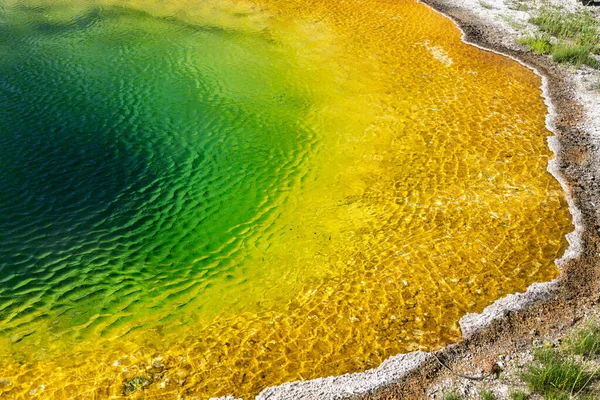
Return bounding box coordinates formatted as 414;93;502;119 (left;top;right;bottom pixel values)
0;0;571;398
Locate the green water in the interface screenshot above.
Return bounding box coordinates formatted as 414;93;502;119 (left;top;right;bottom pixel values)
0;5;319;341
0;1;575;398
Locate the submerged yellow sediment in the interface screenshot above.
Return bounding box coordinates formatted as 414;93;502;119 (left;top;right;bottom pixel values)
0;0;571;398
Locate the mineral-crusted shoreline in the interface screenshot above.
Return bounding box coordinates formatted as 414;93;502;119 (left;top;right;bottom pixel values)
241;1;600;399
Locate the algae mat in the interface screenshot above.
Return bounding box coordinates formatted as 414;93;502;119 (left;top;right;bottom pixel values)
0;0;571;398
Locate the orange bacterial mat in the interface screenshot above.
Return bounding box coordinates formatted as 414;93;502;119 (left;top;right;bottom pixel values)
0;0;571;398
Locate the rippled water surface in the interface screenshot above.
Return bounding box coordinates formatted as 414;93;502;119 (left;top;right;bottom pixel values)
0;0;572;398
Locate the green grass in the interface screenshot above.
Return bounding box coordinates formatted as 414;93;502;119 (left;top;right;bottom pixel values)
511;3;530;12
480;389;495;400
578;395;600;400
519;33;552;54
551;43;599;68
521;6;600;69
442;389;464;400
543;392;570;400
479;1;495;10
568;322;600;356
521;349;596;396
503;15;527;31
531;7;599;46
122;376;150;395
510;391;529;400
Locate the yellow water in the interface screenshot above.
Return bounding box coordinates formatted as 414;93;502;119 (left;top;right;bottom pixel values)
0;0;571;398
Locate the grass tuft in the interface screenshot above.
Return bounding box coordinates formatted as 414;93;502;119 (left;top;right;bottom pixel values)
502;15;526;31
521;349;596;396
522;6;600;69
442;389;464;400
544;392;570;400
512;3;530;12
480;389;495;400
509;391;529;400
531;7;599;45
122;376;150;395
551;43;599;68
568;322;600;356
479;1;495;10
519;33;552;54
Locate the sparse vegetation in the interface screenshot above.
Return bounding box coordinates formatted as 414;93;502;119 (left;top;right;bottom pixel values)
480;1;495;10
480;389;495;400
442;389;464;400
521;6;600;69
122;376;150;395
509;391;529;400
521;348;596;397
530;7;599;47
502;15;527;30
552;43;599;68
511;3;530;12
428;321;600;399
518;33;552;54
568;321;600;356
543;392;570;400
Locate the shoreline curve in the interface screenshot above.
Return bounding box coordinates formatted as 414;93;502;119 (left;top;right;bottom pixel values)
222;0;595;398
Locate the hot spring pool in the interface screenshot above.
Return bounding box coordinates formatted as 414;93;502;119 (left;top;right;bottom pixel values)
0;0;571;397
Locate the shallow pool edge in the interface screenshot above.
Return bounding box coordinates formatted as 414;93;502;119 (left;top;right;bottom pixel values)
214;0;589;398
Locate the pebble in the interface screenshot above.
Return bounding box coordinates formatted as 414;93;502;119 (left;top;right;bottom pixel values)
152;355;164;370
